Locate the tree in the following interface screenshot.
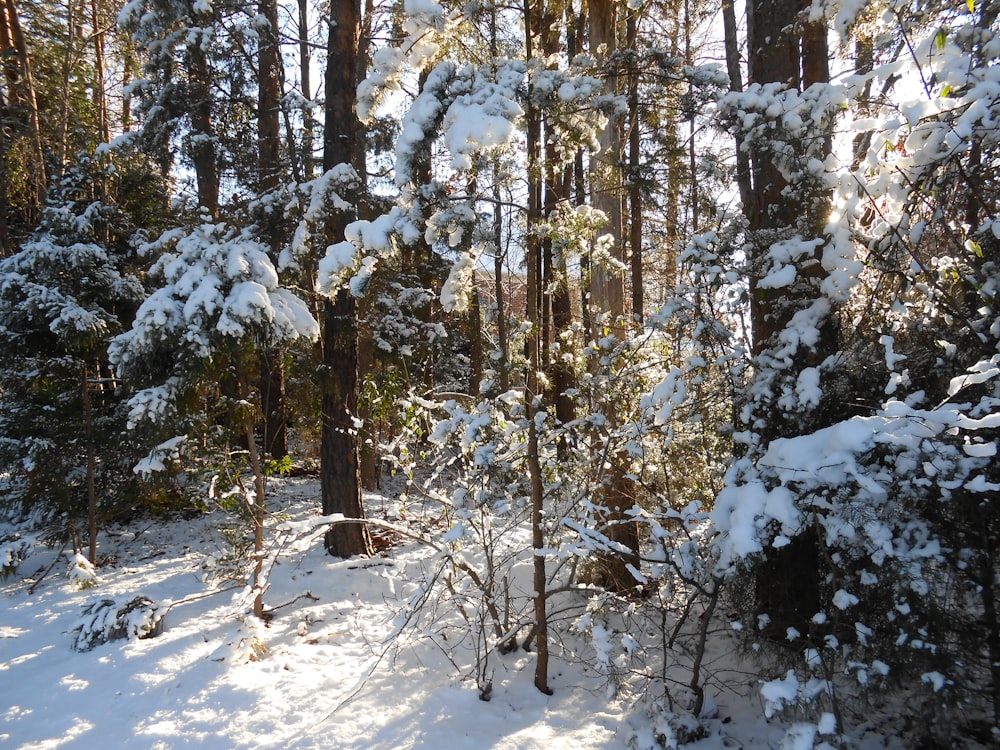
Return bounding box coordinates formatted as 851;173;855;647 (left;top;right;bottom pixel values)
257;0;289;460
109;220;319;617
317;0;373;558
0;155;144;562
118;0;257;216
719;0;839;634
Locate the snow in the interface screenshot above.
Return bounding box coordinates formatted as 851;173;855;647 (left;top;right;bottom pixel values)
760;670;799;718
0;483;636;749
832;589;859;610
110;223;319;426
0;477;873;750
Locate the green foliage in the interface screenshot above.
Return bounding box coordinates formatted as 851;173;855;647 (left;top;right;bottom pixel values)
264;455;292;477
0;154;151;525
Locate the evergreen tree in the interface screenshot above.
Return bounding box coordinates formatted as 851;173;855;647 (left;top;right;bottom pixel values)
0;154;144;560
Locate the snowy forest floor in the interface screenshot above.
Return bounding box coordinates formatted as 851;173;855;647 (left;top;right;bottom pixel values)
0;476;913;749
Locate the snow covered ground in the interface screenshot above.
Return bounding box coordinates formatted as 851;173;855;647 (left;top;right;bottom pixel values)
0;478;626;749
0;477;904;750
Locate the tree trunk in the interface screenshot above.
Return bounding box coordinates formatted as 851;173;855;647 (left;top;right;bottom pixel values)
744;0;834;635
588;0;625;339
259;350;287;459
0;86;11;255
81;362;98;565
188;41;219;218
524;0;551;694
234;358;269;621
90;0;109;146
492;181;510;393
587;0;640;593
626;12;643;325
468;285;484;395
258;0;288;460
297;0;315;181
722;0;752;211
321;291;373;556
321;0;372;558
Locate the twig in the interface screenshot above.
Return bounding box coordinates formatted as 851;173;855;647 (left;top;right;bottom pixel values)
27;540;69;595
263;590;319;616
161;584;243;614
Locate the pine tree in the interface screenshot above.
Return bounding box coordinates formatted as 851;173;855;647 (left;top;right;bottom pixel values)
0;154;144;560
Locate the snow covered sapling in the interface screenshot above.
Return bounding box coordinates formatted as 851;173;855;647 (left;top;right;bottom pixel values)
71;595;163;651
110;220;319;619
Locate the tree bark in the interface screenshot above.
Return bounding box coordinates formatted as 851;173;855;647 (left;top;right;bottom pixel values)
588;0;625;338
524;0;551;694
0;86;11;255
321;291;373;556
91;0;109;146
258;0;288;460
626;12;643;324
492;181;510;393
187;39;219;217
57;0;81;174
321;0;372;558
746;0;800;353
82;362;98;565
534;0;576;452
468;285;484;395
744;0;835;635
722;0;752;211
587;0;641;593
297;0;315;181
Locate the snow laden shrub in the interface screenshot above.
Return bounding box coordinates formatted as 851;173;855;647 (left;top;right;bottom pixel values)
71;595;163;651
385;326;734;714
66;553;99;589
0;156;147;535
110;220;319;469
0;532;34;580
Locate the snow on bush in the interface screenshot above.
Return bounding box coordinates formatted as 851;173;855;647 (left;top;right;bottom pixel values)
71;595;163;652
0;534;32;579
110;221;319;430
66;554;98;590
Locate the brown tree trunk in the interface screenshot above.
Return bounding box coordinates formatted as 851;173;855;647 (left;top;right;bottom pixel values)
82;362;98;565
188;42;219;218
492;181;510;393
722;0;752;212
468;285;484;395
744;0;834;635
535;1;576;450
626;12;643;324
231;358;269;621
566;7;591;347
321;0;372;558
587;0;640;593
91;0;109;146
524;0;551;694
588;0;624;339
121;39;136;133
321;291;373;556
258;0;288;460
297;0;315;180
746;0;798;353
0;87;11;255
